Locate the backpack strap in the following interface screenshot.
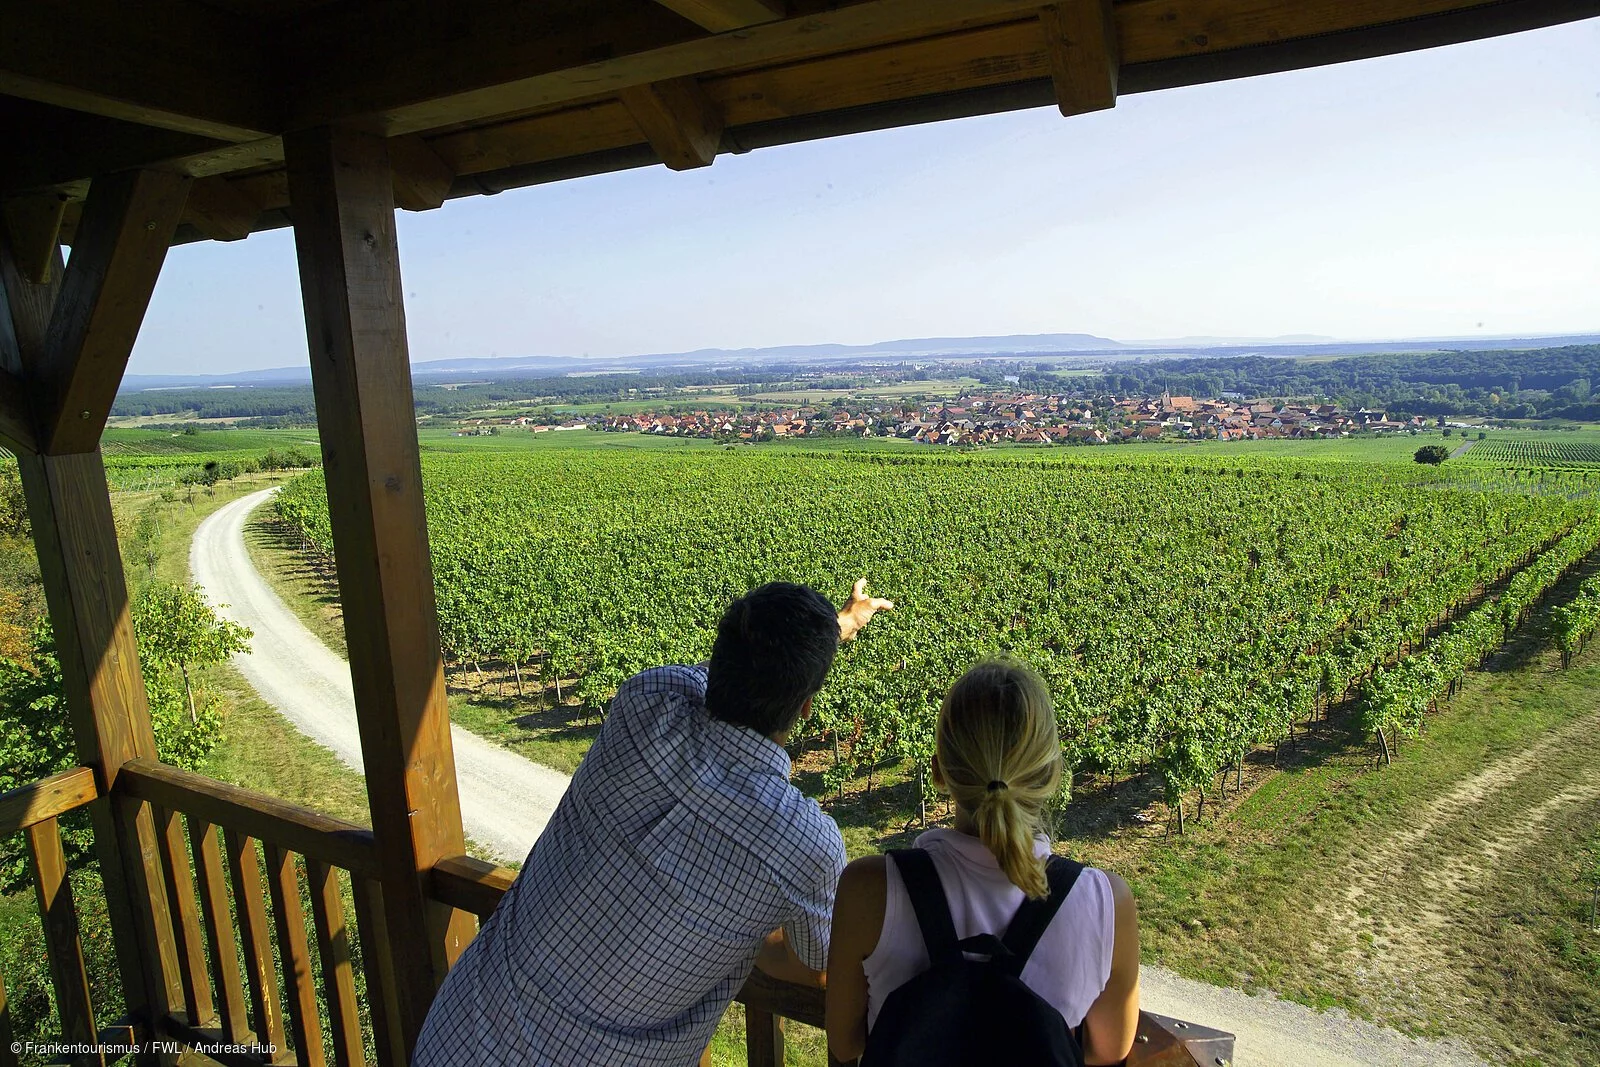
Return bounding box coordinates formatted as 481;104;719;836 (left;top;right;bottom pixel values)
996;857;1085;977
887;849;961;966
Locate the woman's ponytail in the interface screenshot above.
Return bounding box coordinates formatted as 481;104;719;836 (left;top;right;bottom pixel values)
935;661;1062;900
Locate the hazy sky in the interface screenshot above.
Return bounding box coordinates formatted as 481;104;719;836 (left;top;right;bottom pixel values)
130;20;1600;376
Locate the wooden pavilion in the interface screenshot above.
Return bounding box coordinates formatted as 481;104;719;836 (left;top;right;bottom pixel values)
0;1;1594;1064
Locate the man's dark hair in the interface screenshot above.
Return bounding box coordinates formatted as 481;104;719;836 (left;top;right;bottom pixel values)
705;582;839;738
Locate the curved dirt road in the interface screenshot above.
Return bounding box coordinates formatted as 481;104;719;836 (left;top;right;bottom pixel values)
191;488;570;862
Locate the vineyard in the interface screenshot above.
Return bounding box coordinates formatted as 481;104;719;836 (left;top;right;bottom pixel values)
1464;436;1600;468
273;449;1600;817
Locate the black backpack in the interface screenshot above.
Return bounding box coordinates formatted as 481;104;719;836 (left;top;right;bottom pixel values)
859;848;1086;1067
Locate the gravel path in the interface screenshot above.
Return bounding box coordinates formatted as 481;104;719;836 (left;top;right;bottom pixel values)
193;489;1489;1063
190;488;570;862
1139;967;1485;1066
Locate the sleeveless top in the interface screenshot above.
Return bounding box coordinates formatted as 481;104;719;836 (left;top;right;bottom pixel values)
861;828;1115;1032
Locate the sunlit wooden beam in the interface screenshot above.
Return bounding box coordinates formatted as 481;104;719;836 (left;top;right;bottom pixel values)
1041;0;1118;117
619;78;724;170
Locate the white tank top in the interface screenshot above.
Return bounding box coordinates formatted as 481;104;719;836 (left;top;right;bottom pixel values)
862;828;1115;1032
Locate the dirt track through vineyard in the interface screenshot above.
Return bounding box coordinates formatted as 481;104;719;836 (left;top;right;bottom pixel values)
191;488;572;861
1315;699;1600;1053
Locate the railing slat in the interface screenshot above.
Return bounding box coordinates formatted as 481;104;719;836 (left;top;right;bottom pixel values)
745;1004;783;1067
351;877;405;1067
122;759;379;879
223;830;287;1061
307;859;366;1067
24;817;102;1067
0;967;15;1067
153;806;216;1028
0;767;98;836
264;844;327;1067
188;818;251;1044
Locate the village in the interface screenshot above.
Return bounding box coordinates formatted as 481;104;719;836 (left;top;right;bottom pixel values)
452;388;1433;446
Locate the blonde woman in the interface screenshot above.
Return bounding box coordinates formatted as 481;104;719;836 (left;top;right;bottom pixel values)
825;661;1140;1066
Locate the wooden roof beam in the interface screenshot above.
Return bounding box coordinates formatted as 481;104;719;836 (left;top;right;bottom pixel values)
184;178;262;243
0;0;276;142
1;194;68;286
289;0;1059;136
1041;0;1119;117
654;0;787;33
619;78;725;170
389;137;457;212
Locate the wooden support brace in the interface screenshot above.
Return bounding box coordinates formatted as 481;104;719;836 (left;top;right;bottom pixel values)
619;77;724;171
285;124;472;1058
185;177;261;243
0;194;67;285
34;169;190;454
389;136;456;212
1040;0;1119;117
655;0;787;33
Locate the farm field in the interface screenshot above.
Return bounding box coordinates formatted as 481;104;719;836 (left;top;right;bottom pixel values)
274;447;1600;816
1464;434;1600;468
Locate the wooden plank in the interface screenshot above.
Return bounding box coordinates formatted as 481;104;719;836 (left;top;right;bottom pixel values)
388;137;456;213
152;806;216;1027
619;77;724;170
288;0;1050;135
0;0;275;142
263;846;326;1067
0;766;98;835
306;860;365;1067
0;193;67;284
284;124;473;1057
0;966;14;1067
187;819;251;1045
1040;0;1118;117
349;879;404;1067
184;178;261;243
0;98;224;197
25;817;102;1062
745;1005;783;1067
655;0;786;33
157;1015;280;1067
0;222;61;374
429;855;514;921
735;968;825;1029
33;169;189;455
120;758;380;879
222;831;286;1060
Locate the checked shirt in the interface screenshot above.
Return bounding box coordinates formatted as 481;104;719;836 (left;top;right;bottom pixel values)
412;665;846;1066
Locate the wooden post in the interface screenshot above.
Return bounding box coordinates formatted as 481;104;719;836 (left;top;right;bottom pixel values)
285;124;473;1056
0;171;191;1058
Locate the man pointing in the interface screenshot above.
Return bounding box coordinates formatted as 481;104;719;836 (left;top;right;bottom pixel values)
414;579;893;1066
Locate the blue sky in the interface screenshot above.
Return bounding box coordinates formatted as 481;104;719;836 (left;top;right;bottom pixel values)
131;20;1600;375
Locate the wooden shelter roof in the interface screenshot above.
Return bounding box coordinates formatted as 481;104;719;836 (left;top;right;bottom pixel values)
4;0;1596;255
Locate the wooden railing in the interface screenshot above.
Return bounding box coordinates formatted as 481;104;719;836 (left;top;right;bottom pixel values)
3;763;1232;1066
115;758;396;1067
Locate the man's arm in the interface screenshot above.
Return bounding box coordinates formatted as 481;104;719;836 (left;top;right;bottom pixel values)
754;927;824;987
837;578;894;642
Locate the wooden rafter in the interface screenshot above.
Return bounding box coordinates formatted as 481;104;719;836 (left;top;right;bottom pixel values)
0;194;68;285
184;178;261;243
0;0;275;142
32;170;190;455
655;0;787;33
1041;0;1119;117
389;136;457;212
619;78;725;170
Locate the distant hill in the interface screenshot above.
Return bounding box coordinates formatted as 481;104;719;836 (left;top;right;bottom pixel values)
120;330;1600;392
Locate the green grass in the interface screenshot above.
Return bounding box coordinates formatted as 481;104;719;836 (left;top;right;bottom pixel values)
100;426;320;456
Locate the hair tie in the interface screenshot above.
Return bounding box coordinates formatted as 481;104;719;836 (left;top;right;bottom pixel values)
986;780;1008;793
